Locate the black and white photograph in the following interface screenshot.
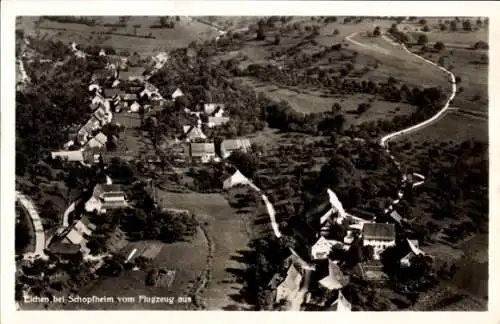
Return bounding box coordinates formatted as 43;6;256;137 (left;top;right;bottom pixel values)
1;1;496;320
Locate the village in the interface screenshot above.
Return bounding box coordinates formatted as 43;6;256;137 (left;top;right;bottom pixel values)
13;15;488;312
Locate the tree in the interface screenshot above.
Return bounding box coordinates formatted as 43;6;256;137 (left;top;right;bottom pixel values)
434;41;445;52
159;17;167;27
462;19;472;31
419;19;427;25
476;18;482;27
450;20;457;31
256;24;266;41
422;25;430;32
373;26;381;37
417;34;428;45
333;28;339;36
274;35;281;45
133;24;141;36
473;41;488;50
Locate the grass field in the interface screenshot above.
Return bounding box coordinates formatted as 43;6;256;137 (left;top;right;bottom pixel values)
419;47;488;114
155;189;257;310
19;16;219;56
391;110;487;171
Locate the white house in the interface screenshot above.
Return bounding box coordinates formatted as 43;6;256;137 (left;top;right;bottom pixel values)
362;223;396;260
171;88;184;101
311;236;345;260
85;184;127;214
276;264;302;303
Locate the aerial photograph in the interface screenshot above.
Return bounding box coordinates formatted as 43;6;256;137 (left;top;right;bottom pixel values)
14;15;488;311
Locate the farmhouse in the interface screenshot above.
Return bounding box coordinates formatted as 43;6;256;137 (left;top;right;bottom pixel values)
51;150;84;162
189;142;216;163
171;88;184;101
317;260;349;291
183;125;207;142
85;132;108;150
311;236;345;260
85;184;127;214
276;263;303;303
203;103;225;115
361;223;396;259
330;290;352;312
60;218;96;255
207;116;230;128
220;138;251;158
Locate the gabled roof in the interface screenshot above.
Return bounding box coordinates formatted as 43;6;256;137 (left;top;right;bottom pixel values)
278;264;302;293
104;88;127;98
51;150;84;162
91;184;124;199
171;88;184;99
318;261;349;290
389;210;403;224
204;103;225;115
93;107;108;122
185;126;207;140
190;142;215;157
362;223;395;241
208;116;230;126
330;290;352;312
221;138;251;152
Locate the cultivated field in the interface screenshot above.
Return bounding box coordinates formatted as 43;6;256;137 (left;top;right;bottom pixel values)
18;16;219;56
155;189;258;310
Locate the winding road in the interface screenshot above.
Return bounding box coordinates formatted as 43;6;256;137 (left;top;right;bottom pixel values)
16;191;47;259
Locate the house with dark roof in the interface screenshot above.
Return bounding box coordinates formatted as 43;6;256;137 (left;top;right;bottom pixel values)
85;184;127;214
361;223;396;259
220;138;251;158
189;142;216;163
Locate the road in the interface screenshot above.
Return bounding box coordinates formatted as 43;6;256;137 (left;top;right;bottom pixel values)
16;191;47;259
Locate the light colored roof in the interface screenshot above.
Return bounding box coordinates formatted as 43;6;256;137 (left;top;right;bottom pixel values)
183;125;192;134
204;103;225;115
362;223;395;241
172;88;184;99
223;170;250;189
331;291;352;312
208;116;230;125
119;67;145;80
279;264;302;293
319;261;348;290
221;138;251;152
186;126;207;140
190;142;215;157
123;93;138;101
64;229;85;245
93;108;107;122
94;132;108;145
51;150;84;161
92;184;124;198
389;210;403;223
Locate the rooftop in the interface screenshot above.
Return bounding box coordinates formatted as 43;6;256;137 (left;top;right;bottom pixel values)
362;223;395;241
221;138;251;152
190;142;215;157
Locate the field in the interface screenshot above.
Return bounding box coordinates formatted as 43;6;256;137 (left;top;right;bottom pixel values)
391;111;487;171
155;189;263;310
18;16;219;56
419;47;488;114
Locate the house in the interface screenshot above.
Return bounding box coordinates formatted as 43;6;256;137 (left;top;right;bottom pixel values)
207;116;230;128
276;264;303;303
311;236;345;260
51;150;84;162
85;184;127;214
183;125;207;142
318;261;349;291
222;170;250;190
361;223;396;259
93;107;111;125
171;88;184;101
203;103;225;115
220;138;251;158
129;101;141;113
85;132;108;150
60;219;96;255
118;67;146;82
389;210;403;225
330;290;352;311
189;142;216;163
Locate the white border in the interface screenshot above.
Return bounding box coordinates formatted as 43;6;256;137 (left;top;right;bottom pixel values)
1;1;499;324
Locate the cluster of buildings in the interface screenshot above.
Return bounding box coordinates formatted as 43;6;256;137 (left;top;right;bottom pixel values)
272;189;427;310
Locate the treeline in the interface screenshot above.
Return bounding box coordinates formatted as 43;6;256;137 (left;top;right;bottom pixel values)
42;16;98;27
